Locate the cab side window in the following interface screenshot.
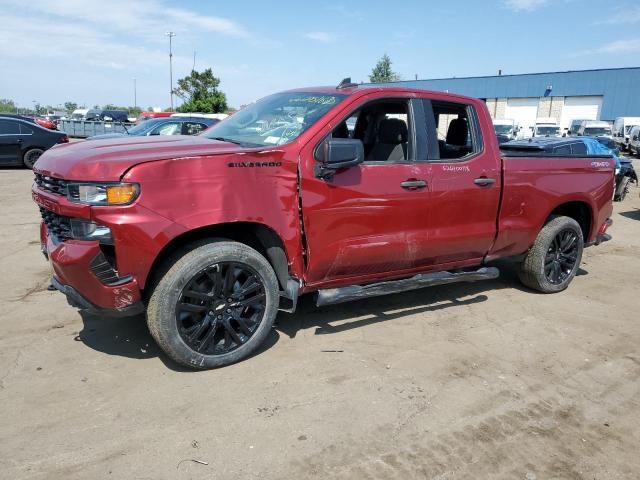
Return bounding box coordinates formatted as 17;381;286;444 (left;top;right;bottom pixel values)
330;100;412;162
571;142;587;155
428;102;482;160
183;122;207;135
0;120;20;135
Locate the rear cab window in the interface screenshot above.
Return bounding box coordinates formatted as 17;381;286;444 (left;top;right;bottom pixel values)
423;100;483;161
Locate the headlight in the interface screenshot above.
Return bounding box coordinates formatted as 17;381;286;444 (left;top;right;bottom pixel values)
67;183;139;205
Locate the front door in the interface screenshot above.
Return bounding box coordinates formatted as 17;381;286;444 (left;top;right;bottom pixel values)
0;120;22;165
300;95;432;285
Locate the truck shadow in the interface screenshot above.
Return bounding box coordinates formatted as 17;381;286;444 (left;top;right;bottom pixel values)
75;312;280;372
74;260;588;369
275;260;542;339
619;209;640;221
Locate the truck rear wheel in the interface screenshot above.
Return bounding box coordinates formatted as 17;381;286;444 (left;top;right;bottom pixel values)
147;240;279;369
518;216;584;293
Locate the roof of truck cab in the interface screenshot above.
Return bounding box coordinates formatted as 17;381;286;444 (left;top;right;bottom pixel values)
282;85;481;103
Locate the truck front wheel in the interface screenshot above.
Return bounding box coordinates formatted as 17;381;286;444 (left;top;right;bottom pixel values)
518;216;584;293
147;240;279;369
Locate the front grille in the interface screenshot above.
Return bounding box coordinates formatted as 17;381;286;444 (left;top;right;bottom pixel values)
34;173;69;197
39;207;72;241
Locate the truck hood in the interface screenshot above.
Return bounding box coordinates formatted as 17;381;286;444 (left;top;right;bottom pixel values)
34;135;245;181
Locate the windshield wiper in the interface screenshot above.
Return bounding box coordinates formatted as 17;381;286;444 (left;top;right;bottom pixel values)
211;136;244;146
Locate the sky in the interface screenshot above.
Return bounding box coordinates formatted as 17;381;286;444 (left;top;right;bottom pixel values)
1;0;639;110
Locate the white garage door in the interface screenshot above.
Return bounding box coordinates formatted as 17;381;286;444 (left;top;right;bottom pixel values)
504;98;539;138
560;96;603;131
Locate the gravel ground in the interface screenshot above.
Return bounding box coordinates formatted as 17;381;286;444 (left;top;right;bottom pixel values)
1;165;639;480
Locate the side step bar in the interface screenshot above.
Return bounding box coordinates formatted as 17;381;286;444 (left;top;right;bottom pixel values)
316;267;500;307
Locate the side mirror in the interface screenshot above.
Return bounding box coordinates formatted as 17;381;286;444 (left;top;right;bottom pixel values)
314;138;365;180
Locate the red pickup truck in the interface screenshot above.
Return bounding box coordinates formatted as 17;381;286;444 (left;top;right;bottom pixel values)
32;81;614;369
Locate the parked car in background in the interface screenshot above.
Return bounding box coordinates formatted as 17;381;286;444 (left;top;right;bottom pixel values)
493;118;518;140
613;117;640;151
567;119;590;136
594;136;620;155
70;108;89;120
507;136;636;202
32;116;57;130
136;111;174;124
629;125;640;156
87;116;217;140
0;117;68;168
85;109;129;122
0;113;38;124
532;118;561;137
577;120;612;137
170;113;229;121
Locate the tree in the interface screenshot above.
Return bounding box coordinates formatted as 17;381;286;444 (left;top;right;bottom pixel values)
369;54;400;83
173;68;227;113
0;98;16;113
64;102;78;114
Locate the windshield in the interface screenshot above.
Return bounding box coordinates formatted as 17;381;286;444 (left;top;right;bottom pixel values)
202;92;346;147
584;127;611;136
494;124;513;134
625;125;639;134
536;126;560;136
127;119;165;135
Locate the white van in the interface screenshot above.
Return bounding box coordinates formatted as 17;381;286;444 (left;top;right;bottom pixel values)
70;108;89;121
577;120;612;137
532;118;561;137
493;119;519;139
613;117;640;151
629;125;640;156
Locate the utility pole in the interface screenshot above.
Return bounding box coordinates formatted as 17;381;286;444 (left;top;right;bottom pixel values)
133;78;137;108
166;31;176;111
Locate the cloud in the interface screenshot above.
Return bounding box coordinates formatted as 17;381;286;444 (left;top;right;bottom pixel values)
602;6;640;24
304;31;337;43
572;38;640;56
503;0;548;11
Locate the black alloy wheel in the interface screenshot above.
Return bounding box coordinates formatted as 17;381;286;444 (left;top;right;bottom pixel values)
176;262;266;355
544;229;579;285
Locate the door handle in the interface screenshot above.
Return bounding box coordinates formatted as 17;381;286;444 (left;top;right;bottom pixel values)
400;179;427;190
474;177;496;186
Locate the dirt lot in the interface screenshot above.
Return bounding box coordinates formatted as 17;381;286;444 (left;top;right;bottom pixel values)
1;166;640;480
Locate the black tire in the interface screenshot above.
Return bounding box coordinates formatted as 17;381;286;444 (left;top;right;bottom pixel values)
147;240;279;369
518;216;584;293
614;176;630;202
23;148;44;169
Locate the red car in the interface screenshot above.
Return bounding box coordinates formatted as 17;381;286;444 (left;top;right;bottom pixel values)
136;111;174;124
32;82;614;369
32;116;57;130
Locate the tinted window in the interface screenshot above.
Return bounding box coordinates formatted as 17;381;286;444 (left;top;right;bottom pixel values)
571;142;587;155
0;120;20;135
553;145;572;154
183;122;207;135
429;101;481;160
19;124;34;134
153;122;181;135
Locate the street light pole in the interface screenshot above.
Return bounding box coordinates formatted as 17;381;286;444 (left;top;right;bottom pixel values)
166;31;176;111
133;77;137;108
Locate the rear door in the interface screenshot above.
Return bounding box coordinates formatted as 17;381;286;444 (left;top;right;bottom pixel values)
0;120;22;165
422;98;502;265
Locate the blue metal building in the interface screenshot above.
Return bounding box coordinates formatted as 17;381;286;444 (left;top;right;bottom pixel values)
385;67;640;131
